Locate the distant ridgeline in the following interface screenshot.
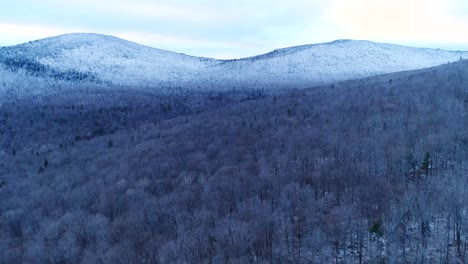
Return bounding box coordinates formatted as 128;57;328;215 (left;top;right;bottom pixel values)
0;48;101;83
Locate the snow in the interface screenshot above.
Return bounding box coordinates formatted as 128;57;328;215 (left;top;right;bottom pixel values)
1;33;467;91
214;40;468;88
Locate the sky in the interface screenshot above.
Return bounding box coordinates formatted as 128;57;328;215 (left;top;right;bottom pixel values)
1;0;468;59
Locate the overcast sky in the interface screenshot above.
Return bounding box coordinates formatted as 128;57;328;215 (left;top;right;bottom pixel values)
1;0;468;58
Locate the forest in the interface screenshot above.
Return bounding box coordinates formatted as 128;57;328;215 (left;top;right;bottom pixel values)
2;60;468;263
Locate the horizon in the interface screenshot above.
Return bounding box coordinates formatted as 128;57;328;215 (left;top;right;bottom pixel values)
2;0;468;59
2;33;468;60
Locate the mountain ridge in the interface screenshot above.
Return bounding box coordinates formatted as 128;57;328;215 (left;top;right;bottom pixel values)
4;33;467;61
1;33;467;92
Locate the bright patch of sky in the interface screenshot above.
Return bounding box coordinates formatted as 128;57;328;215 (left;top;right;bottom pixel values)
1;0;467;59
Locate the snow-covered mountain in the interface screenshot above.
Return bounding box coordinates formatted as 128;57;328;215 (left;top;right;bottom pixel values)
215;40;467;88
1;33;467;91
0;33;217;88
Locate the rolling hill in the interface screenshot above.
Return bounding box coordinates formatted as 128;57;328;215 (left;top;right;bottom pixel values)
0;33;467;93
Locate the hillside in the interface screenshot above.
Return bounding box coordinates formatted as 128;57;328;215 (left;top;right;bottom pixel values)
0;33;216;88
0;33;467;93
215;39;468;88
2;59;468;263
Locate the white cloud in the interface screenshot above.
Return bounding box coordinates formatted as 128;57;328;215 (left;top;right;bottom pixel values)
112;3;231;23
327;0;468;45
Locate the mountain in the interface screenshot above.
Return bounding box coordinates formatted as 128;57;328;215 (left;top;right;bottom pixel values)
215;39;467;88
0;33;217;88
0;33;467;92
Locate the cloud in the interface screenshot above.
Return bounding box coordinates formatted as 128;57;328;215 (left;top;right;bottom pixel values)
0;0;328;37
328;0;468;45
0;0;333;57
1;0;468;57
111;3;231;23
